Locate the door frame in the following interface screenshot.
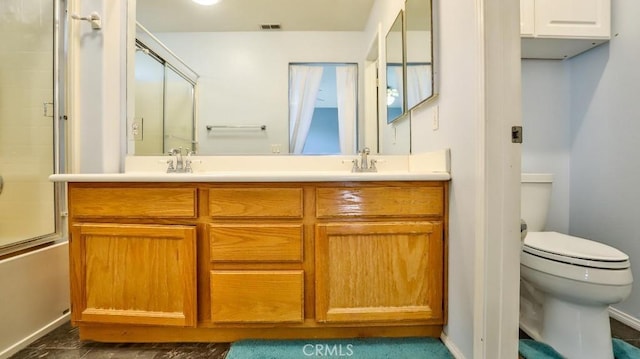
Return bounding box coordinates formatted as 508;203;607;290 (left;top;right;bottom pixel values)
473;0;522;358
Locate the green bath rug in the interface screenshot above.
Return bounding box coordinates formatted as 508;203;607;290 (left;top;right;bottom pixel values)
519;339;564;359
613;338;640;359
519;338;640;359
225;337;454;359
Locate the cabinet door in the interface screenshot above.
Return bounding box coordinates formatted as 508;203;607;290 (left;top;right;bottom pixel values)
70;224;197;327
315;221;443;323
534;0;610;38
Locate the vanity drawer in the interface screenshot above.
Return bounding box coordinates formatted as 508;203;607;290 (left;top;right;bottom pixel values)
316;185;443;218
208;188;303;218
210;270;304;323
209;224;303;262
69;187;197;218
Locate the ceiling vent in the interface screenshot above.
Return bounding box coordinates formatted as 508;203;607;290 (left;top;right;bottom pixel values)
260;24;282;30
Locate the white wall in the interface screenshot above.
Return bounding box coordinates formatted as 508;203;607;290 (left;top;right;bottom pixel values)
69;0;127;172
568;0;640;320
411;0;522;357
521;60;571;233
156;32;366;155
409;0;480;356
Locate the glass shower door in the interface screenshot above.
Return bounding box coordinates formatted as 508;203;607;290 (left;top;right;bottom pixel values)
0;0;59;251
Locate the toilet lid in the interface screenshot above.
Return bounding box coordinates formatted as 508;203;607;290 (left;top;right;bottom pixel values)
523;231;630;269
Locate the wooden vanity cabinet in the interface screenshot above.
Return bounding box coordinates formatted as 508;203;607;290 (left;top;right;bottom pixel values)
315;221;443;323
66;181;448;342
67;184;198;327
314;184;445;324
70;223;197;326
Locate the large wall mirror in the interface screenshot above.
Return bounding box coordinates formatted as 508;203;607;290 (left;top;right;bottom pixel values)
405;0;435;110
131;0;436;156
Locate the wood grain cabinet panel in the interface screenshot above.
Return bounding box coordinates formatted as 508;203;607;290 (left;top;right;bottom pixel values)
208;188;303;218
210;270;304;323
70;223;197;327
315;221;444;323
69;187;197;218
316;186;443;218
209;224;303;262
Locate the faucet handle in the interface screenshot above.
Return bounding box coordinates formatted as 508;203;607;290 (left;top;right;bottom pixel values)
351;159;360;172
184;159;193;173
166;159;176;173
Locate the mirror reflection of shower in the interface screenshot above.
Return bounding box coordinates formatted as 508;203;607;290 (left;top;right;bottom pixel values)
130;22;199;156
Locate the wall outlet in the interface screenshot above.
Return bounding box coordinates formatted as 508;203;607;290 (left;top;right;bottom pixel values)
432;106;439;131
271;144;281;154
132;119;143;141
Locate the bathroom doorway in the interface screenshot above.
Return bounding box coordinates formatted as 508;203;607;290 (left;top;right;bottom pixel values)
0;0;67;255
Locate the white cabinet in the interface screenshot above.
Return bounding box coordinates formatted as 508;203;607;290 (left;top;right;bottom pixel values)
521;0;611;59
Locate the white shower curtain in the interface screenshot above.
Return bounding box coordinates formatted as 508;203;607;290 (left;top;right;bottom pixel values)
289;65;324;154
336;65;357;155
406;64;432;109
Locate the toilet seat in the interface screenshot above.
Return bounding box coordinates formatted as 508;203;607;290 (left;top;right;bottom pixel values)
523;231;630;270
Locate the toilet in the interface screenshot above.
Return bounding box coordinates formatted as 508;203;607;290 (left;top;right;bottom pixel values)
520;173;633;359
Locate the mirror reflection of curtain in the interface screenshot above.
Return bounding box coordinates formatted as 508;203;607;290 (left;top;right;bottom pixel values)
387;64;405;123
406;64;432;109
289;65;324;154
336;65;357;154
392;65;404;106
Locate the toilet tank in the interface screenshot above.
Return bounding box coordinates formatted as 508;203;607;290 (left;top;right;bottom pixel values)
521;173;553;232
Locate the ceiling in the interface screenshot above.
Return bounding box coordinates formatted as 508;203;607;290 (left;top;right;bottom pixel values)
136;0;376;33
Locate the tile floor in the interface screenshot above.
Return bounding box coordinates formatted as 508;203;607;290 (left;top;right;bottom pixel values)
8;322;229;359
9;319;640;358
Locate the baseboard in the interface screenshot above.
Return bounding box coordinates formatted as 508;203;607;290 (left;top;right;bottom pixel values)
440;331;467;359
609;307;640;332
0;313;70;359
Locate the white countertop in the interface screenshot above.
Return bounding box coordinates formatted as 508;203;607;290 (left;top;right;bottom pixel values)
49;150;451;183
49;171;450;183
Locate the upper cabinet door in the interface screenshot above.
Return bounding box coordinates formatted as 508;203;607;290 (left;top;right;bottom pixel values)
534;0;610;38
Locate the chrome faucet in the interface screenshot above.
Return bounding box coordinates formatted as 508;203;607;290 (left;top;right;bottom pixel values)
167;147;194;173
352;147;377;173
360;147;369;170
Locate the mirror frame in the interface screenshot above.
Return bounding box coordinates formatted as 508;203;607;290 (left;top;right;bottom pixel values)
385;10;406;124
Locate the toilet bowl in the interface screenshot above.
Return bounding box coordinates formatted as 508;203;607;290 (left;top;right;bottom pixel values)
520;174;633;359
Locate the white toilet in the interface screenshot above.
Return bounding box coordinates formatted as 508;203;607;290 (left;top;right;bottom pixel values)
520;173;633;359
